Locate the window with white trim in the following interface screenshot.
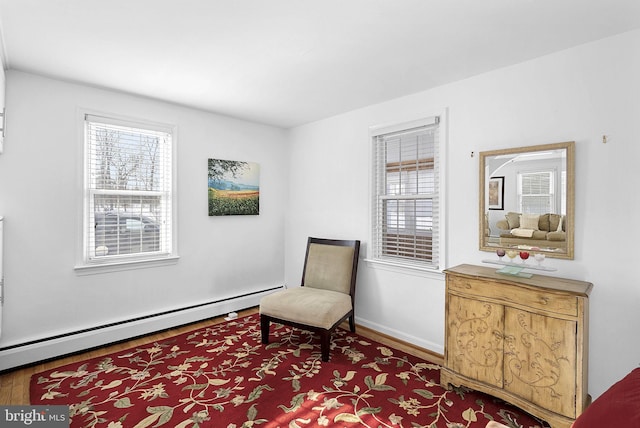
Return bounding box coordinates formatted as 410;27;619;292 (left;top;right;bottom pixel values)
517;170;555;214
82;114;175;265
371;117;441;269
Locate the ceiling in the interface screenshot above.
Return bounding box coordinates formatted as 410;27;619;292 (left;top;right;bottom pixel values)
1;0;639;129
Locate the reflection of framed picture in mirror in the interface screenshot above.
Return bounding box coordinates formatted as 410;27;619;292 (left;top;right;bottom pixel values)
488;176;504;210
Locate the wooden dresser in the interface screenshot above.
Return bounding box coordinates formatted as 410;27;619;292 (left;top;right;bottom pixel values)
441;264;592;428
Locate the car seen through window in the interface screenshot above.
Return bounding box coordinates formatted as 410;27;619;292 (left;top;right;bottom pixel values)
94;212;160;257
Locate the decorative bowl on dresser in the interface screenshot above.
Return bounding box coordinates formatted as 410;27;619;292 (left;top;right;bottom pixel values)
441;264;592;428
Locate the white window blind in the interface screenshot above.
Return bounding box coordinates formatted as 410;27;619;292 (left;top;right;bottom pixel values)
371;117;440;269
84;114;173;263
518;170;554;214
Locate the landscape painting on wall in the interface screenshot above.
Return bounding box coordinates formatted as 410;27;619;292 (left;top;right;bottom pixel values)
208;158;260;216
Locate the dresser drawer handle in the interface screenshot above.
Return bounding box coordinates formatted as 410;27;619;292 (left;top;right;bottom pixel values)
540;297;549;305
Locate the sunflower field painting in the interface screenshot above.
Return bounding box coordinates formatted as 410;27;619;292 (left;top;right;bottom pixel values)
208;158;260;216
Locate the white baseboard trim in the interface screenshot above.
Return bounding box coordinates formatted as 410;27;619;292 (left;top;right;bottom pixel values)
0;288;281;372
355;315;444;356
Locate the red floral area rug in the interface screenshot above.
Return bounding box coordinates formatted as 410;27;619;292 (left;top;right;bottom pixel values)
31;314;548;428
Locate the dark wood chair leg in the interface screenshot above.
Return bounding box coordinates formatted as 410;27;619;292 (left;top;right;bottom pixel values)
349;315;356;332
320;330;331;362
260;315;270;344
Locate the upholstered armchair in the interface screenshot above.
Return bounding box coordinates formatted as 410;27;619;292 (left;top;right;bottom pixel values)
259;237;360;361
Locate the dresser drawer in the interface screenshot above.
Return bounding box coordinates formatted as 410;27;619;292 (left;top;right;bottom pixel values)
447;276;578;317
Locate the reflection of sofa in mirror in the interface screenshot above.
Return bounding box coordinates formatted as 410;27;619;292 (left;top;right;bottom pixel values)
496;211;566;249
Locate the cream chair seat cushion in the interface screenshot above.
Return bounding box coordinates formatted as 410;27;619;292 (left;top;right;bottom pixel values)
259;287;352;330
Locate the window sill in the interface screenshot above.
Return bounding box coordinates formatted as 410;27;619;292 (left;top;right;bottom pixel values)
74;255;180;275
363;258;444;280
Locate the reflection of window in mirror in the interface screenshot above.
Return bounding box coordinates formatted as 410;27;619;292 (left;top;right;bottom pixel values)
517;171;555;214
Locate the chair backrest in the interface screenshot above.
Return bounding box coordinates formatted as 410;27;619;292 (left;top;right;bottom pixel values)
301;237;360;296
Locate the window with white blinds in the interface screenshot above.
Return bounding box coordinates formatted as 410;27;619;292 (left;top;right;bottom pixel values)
518;170;555;214
83;114;174;264
371;117;440;269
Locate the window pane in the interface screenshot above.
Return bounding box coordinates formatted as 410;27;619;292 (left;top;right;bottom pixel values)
88;125;168;192
94;210;160;257
92;195;163;257
382;199;433;261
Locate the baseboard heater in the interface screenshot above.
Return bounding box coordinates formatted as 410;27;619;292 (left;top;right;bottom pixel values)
0;286;282;372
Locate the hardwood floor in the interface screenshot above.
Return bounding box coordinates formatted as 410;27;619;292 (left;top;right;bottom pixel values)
0;307;442;405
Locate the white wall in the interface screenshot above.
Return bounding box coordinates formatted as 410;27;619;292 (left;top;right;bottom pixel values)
286;29;640;398
0;55;5;153
0;51;5;338
0;71;287;366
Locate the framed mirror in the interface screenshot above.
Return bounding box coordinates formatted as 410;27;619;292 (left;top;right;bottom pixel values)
479;141;575;259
